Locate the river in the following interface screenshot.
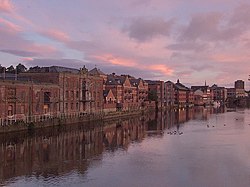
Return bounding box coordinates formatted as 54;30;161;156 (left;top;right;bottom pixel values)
1;107;250;187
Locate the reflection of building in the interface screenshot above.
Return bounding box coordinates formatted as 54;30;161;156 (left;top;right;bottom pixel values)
0;117;147;183
146;111;165;135
0;106;228;184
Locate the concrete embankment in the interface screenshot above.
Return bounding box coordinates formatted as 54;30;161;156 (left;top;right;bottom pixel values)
0;110;153;134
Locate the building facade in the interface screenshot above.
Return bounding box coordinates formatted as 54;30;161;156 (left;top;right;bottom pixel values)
0;80;59;119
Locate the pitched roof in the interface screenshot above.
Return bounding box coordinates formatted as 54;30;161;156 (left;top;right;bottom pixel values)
89;67;106;76
129;78;141;87
191;86;209;91
175;82;190;91
28;66;79;74
106;74;127;85
145;80;158;84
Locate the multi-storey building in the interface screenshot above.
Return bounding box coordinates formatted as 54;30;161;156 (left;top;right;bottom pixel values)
105;74;139;110
19;66;104;114
0;79;59;119
129;78;148;106
174;80;190;107
235;80;245;98
210;84;227;103
227;88;236;99
165;81;175;107
145;80;164;108
191;85;212;105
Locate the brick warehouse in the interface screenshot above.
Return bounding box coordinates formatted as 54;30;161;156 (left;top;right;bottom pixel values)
0;79;59;119
19;66;104;114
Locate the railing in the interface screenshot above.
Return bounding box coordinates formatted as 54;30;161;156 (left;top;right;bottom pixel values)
0;106;145;127
0;111;106;127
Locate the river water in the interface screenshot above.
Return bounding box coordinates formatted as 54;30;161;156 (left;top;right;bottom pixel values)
1;107;250;187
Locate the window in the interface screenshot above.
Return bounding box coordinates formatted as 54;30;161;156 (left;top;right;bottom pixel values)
76;91;79;98
8;105;13;116
76;102;79;110
71;103;74;110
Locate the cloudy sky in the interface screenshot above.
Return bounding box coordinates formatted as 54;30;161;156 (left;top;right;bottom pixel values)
0;0;250;88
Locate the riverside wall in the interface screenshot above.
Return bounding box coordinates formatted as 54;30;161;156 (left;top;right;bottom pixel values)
0;109;154;134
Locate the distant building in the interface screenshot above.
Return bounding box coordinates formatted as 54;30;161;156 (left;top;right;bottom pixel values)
193;90;204;106
191;84;212;105
174;80;190;107
234;80;245;98
210;84;227;103
226;88;236;99
235;80;244;89
129;78;148;106
145;80;164;108
105;73;142;110
165;81;175;107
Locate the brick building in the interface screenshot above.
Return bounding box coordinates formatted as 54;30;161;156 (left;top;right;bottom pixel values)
227;88;236;99
145;80;164;108
235;80;245;98
129;78;148;106
191;85;212;105
174;80;190;107
210;84;227;103
0;79;59;119
105;74;139;110
165;81;175;107
19;66;104;114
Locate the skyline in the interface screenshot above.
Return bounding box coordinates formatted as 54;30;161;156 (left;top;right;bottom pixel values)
0;0;250;89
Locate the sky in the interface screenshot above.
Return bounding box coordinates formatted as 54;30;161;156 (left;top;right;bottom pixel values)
0;0;250;89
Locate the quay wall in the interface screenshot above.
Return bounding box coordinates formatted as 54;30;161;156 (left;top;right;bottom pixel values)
0;109;153;134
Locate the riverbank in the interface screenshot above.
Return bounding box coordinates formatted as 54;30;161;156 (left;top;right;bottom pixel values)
0;109;154;134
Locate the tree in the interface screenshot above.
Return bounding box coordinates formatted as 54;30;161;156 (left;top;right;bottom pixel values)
6;65;15;73
0;65;5;73
16;63;27;73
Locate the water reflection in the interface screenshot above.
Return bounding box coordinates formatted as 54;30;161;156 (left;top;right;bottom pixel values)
0;106;236;186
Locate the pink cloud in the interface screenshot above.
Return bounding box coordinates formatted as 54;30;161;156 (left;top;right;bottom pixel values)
0;17;21;32
26;44;61;57
20;57;34;62
92;54;137;67
149;64;174;76
41;29;70;42
0;0;14;13
212;53;250;63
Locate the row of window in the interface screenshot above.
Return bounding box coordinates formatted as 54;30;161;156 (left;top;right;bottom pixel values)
65;91;79;99
65;102;79;111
